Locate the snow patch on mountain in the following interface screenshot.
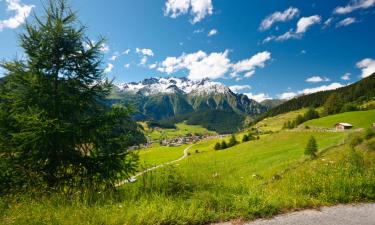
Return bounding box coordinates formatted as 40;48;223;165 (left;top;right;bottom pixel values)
115;77;231;96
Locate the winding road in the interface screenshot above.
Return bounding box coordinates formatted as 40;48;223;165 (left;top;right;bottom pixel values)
116;145;193;187
215;204;375;225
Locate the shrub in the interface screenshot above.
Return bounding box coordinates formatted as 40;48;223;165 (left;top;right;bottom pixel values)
214;142;222;150
221;140;228;149
228;134;239;147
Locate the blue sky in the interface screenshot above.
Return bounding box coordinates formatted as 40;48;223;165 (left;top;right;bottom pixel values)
0;0;375;101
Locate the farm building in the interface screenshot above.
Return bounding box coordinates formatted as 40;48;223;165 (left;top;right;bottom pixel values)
373;123;375;131
335;123;353;131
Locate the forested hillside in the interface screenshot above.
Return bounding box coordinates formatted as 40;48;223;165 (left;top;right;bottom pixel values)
261;73;375;118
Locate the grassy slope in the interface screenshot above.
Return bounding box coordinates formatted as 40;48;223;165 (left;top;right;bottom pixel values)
145;122;217;141
138;144;188;166
255;108;308;132
304;110;375;129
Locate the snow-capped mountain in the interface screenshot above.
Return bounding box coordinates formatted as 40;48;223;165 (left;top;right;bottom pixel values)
109;77;267;130
115;77;230;96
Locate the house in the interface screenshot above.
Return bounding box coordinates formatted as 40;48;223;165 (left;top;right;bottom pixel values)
372;123;375;131
335;123;353;131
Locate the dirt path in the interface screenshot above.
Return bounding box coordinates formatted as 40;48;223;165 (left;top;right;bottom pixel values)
116;145;193;187
215;204;375;225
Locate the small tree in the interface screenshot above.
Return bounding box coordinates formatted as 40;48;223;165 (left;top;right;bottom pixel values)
214;142;222;150
305;136;318;158
221;140;228;149
228;134;238;147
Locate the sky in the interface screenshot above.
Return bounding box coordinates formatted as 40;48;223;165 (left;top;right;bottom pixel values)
0;0;375;102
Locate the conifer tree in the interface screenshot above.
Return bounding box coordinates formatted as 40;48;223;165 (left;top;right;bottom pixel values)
0;0;145;193
305;136;318;158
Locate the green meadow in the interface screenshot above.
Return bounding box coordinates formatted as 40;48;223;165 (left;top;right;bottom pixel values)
304;109;375;129
4;128;373;225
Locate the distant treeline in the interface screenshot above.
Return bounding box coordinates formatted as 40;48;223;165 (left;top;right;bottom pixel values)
253;73;375;124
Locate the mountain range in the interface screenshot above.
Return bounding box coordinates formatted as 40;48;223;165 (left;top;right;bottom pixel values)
109;77;267;121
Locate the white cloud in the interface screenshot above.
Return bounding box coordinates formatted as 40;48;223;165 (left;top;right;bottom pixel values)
323;17;334;28
164;0;213;24
356;58;375;78
336;17;356;27
122;49;131;55
157;50;231;80
306;76;330;83
334;0;375;14
263;15;321;43
157;50;271;81
109;55;118;61
296;15;321;34
0;0;34;31
341;73;351;80
245;93;272;103
301;83;344;94
136;48;154;57
207;29;218;37
193;28;204;33
229;85;251;92
104;63;114;74
124;63;130;69
260;7;300;31
149;63;157;69
140;56;148;65
231;51;272;78
277;83;345;99
278;92;297;100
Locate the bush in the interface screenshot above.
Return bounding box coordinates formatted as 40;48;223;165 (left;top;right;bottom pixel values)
228;135;239;147
214;142;222;150
221;140;228;149
349;135;363;148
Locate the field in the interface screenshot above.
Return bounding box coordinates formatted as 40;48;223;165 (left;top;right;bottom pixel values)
138;144;188;166
4;129;373;225
304;110;375;129
144;122;217;140
255;108;308;131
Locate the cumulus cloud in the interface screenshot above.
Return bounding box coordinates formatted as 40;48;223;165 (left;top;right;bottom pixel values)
296;15;321;34
136;48;154;66
341;73;351;80
356;58;375;78
122;49;131;55
124;63;130;69
229;85;251;92
336;17;356;27
0;0;34;31
278;92;297;100
259;7;299;31
157;50;271;81
164;0;213;24
306;76;330;83
157;50;231;80
104;63;114;74
245;93;272;103
136;48;154;57
277;83;345;100
334;0;375;14
231;51;272;78
263;15;321;43
301;83;344;94
207;29;218;37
